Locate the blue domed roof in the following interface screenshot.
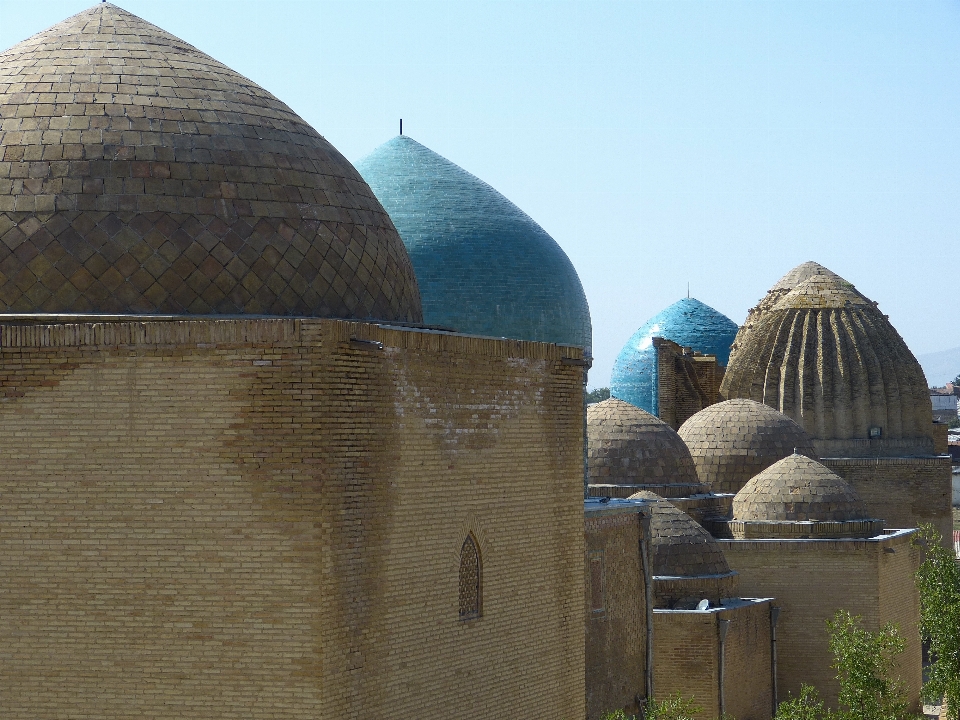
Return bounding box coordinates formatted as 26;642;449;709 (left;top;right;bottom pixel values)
355;136;592;354
611;298;738;413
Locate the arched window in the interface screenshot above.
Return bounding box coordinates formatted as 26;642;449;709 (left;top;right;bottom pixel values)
459;534;481;620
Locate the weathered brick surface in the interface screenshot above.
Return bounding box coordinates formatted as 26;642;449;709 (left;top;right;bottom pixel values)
585;507;647;720
0;317;585;719
0;4;421;320
822;456;953;545
654;599;774;720
722;264;933;451
717;532;922;712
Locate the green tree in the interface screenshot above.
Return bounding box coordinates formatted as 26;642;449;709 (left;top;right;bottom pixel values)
585;387;610;405
827;610;917;720
774;612;920;720
775;685;828;720
600;692;702;720
914;524;960;720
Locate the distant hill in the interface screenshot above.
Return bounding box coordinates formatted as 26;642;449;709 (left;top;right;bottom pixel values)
917;346;960;386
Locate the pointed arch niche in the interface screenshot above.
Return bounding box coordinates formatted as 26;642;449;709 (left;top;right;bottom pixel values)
458;533;482;620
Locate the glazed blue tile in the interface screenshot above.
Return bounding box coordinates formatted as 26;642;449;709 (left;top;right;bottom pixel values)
355;136;592;355
610;298;738;413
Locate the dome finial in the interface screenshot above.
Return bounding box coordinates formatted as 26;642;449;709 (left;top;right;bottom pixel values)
400;118;403;135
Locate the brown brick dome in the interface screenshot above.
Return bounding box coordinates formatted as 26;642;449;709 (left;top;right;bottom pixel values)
733;454;868;523
721;263;932;455
629;491;731;576
588;398;707;497
628;490;737;608
678;398;817;494
0;4;422;320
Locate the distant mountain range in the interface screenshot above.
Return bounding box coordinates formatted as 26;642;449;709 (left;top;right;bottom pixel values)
918;346;960;386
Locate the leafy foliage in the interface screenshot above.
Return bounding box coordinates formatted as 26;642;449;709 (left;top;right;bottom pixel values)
600;692;702;720
585;387;611;404
773;612;920;720
775;685;828;720
914;524;960;720
827;610;917;720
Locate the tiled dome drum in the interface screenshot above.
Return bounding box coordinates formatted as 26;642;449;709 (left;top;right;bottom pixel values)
611;298;737;414
587;398;707;498
0;4;422;319
725;454;884;539
678;398;817;495
355;136;591;352
734;454;868;523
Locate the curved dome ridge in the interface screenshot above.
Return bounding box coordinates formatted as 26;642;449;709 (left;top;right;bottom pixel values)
626;491;732;578
773;274;872;311
355;135;591;352
587;398;706;494
610;297;738;413
0;4;422;320
722;263;932;451
678;399;817;494
733;453;869;523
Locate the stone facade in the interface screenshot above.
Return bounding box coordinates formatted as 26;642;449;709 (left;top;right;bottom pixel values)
585;501;650;720
0;316;585;720
654;599;774;720
717;530;922;712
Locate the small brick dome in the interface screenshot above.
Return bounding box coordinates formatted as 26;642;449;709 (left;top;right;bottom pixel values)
355;136;591;353
588;398;707;495
733;454;868;522
678;399;817;494
628;491;732;577
610;297;738;414
721;263;932;451
0;4;421;320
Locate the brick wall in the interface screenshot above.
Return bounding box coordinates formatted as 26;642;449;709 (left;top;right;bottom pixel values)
932;423;949;455
720;600;774;720
0;317;586;720
654;600;772;720
822;457;953;544
585;507;647;719
654;610;719;718
717;532;920;712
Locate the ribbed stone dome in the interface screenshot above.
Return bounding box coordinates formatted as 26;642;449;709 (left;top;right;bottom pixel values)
611;297;738;413
354;136;591;353
588;398;707;496
678;399;817;494
627;491;732;577
733;454;868;523
0;4;421;320
721;263;932;455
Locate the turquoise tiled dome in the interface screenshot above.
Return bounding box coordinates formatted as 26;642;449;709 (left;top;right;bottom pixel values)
611;298;738;413
355;136;592;354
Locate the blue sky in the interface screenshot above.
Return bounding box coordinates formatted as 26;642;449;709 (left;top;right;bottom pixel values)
3;0;958;387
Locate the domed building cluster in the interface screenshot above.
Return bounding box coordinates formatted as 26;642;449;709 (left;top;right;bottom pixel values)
0;5;949;720
583;261;948;719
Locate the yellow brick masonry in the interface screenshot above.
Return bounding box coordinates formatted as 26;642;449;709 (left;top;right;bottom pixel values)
0;317;585;720
717;531;921;713
585;509;647;720
822;457;953;547
654;600;773;720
